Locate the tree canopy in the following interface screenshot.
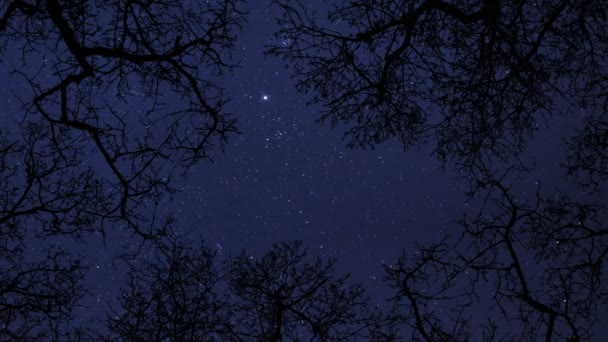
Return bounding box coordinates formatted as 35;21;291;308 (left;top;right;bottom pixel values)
0;0;607;341
269;0;608;180
1;0;243;339
268;0;608;340
1;0;243;240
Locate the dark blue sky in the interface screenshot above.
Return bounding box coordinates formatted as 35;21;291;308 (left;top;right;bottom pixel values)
3;0;604;337
67;0;472;319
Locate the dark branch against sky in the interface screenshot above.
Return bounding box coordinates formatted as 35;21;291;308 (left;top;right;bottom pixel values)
1;0;607;340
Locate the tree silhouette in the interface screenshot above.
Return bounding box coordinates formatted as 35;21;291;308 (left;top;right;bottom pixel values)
384;168;607;341
268;0;608;174
103;239;384;342
268;3;608;339
104;236;232;342
564;116;608;192
0;0;244;239
1;128;87;341
1;0;243;338
227;241;383;341
0;235;85;341
383;237;472;342
2;1;607;340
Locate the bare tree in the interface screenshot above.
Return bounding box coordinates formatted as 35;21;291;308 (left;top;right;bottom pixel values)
99;240;384;341
564;115;608;192
268;0;608;173
0;128;88;341
0;230;85;341
384;238;472;342
1;0;243;338
384;169;607;341
269;4;608;338
227;241;382;341
104;235;232;342
0;123;105;239
0;0;244;239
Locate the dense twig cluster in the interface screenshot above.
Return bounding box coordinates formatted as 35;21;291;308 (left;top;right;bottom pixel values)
1;0;607;340
1;0;243;240
1;0;242;339
98;239;381;341
269;1;608;340
269;0;608;176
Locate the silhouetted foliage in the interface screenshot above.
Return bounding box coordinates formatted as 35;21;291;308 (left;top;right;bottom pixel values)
2;0;607;340
1;127;86;341
0;0;243;239
0;0;243;338
384;238;472;342
0;235;85;341
268;4;608;338
227;241;382;341
268;0;608;175
564;116;608;191
104;236;232;341
103;240;383;342
384;168;607;341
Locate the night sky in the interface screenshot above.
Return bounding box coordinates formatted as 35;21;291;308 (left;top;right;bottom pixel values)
2;0;605;338
98;0;558;315
74;0;472;316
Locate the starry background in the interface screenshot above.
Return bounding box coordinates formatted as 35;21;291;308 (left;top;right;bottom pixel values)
71;0;473;320
1;0;590;332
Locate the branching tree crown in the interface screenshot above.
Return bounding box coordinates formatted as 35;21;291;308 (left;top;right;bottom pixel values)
1;0;243;338
105;236;232;341
98;239;384;342
0;0;244;240
384;170;607;341
269;0;608;179
268;1;608;340
227;241;381;341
